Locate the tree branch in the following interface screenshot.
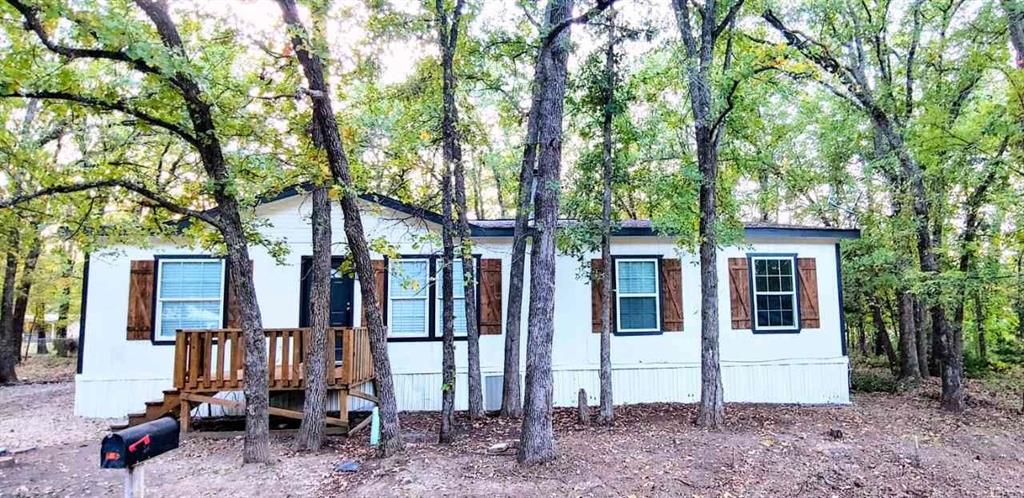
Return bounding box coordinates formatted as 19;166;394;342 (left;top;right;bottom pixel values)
763;9;888;122
0;90;199;147
4;0;164;76
672;0;697;57
542;0;617;48
902;0;926;123
712;0;747;41
710;66;777;141
0;179;221;228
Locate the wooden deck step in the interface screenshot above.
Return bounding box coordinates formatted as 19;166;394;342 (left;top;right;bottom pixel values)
123;390;182;428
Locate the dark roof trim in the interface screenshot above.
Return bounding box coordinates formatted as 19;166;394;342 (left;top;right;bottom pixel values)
470;224;860;240
255;184;861;240
263;183;445;226
743;226;860;240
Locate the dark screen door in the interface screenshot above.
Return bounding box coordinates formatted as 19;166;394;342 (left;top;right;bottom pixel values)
300;257;355;362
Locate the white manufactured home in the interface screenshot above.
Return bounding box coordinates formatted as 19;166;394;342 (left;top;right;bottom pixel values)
74;186;858;421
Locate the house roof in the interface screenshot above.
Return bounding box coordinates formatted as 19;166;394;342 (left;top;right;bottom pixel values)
258;183;861;240
470;219;860;239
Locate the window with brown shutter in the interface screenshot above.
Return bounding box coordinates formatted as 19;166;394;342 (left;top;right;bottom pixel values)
728;258;751;329
479;259;503;334
660;258;683;331
748;255;801;332
126;260;155;340
797;258;820;329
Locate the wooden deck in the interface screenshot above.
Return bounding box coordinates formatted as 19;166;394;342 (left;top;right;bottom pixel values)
125;327;376;436
173;327;375;391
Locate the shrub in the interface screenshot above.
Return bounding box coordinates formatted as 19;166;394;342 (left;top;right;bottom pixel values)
851;369;897;393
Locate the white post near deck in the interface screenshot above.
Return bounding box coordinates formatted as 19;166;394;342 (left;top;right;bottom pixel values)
124;465;144;498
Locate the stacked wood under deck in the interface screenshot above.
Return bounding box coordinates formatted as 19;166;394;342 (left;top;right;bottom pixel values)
124;327;377;436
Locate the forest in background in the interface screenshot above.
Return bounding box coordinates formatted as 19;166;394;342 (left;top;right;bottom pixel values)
0;0;1022;465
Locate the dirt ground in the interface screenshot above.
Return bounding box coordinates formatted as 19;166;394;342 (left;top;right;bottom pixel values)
2;358;1023;497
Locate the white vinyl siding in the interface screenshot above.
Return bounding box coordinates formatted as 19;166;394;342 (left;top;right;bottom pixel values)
615;259;660;332
435;258;471;336
155;259;225;341
751;256;799;331
388;259;430;337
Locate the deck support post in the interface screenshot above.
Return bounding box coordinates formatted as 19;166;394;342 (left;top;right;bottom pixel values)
339;388;349;428
179;399;190;437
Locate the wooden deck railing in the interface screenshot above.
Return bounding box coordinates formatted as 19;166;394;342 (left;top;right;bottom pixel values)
173;327;373;392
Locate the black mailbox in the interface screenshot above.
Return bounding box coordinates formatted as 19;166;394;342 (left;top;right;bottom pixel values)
101;417;180;469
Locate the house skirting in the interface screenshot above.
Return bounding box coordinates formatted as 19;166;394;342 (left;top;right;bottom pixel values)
75;358;849;419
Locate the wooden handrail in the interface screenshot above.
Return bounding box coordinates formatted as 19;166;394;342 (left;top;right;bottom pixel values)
173;327;372;392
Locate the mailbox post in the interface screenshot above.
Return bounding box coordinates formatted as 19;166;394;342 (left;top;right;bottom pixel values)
101;417;180;498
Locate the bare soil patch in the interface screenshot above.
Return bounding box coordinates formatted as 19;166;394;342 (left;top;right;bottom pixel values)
1;376;1022;497
5;354;76;384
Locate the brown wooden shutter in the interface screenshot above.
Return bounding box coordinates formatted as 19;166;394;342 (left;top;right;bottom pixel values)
362;259;388;326
591;259;615;333
479;259;503;334
797;258;820;329
660;258;684;331
126;260;155;340
728;258;751;329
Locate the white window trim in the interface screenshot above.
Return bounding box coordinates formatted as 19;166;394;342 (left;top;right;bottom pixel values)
387;258;431;337
154;258;226;341
434;258;472;337
750;256;800;331
614;258;661;333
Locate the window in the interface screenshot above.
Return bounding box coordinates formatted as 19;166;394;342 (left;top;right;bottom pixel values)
751;255;799;331
387;259;430;337
155;259;225;341
435;258;474;336
615;259;660;332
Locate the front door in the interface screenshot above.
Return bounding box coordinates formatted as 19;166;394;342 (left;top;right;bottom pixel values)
328;267;355;327
300;257;355;362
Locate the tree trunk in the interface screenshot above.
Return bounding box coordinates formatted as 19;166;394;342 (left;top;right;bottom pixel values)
54;253;73;358
596;12;616;426
34;302;47;355
0;100;36;381
695;134;724;428
945;167;996;410
577;388;590;424
896;289;920;383
930;304;943;376
1017;254;1024;339
0;235;19;383
857;312;868;356
872;302;898;372
296;181;331;451
489;160;508;218
471;161;485;220
671;0;740;430
221;237;270;463
976;291;987;366
136;0;275;463
518;0;574;465
277;0;404;456
35;327;47;356
1004;0;1024;68
500;46;546;422
439;166;457;444
914;298;929;377
12;232;42;363
294;6;332;446
435;0;483;420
